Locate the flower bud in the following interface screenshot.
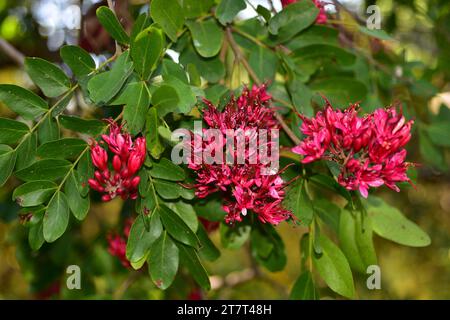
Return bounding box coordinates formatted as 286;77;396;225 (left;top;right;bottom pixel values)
113;155;122;172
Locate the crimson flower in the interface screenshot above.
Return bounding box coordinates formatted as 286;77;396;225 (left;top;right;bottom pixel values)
88;119;146;202
107;218;133;268
188;85;292;225
292;101;414;198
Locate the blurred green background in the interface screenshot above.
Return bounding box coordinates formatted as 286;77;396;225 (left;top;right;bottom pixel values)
0;0;449;299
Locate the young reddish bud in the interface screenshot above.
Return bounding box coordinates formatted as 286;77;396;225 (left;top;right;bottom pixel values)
102;169;110;180
130;192;138;200
130;176;141;189
91;144;108;171
113;155;122;172
94;171;104;183
127;154;142;176
88;179;105;192
88;119;147;202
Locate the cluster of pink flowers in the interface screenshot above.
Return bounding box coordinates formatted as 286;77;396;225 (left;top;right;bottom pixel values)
292;102;413;198
107;218;133;268
281;0;328;24
188;85;292;225
88;120;146;201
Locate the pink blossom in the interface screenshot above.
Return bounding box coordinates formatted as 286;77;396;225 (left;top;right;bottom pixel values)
107;218;133;268
88;120;146;201
293;102;413;198
188;85;292;225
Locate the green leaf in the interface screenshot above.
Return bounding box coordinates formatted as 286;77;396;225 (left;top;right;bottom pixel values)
0;84;48;120
43;191;70;243
76;151;94;197
149;158;185;181
310;78;368;107
182;0;214;18
59;115;105;136
251;223;286;272
29;221;45;251
37;138;86;160
419;129;446;170
127;213;162;264
180;48;225;83
194;199;227;221
0;118;29;144
15;133;37;170
152;85;180;117
314;198;340;233
65;171;89;220
161;59;189;84
204;84;229;104
339;209;377;274
186;20;224;58
0;145;16;187
197;224;220;261
13;180;57;207
285;25;339;50
290;271;319;300
256;5;271;22
88;51;134;105
268;0;319;42
313;234;354;299
25;57;71;98
120;82;151;134
50;89;73;117
60;45;96;77
38;116;59;144
15;159;72;182
358;26;393;40
287;75;313;116
309;174;353;204
216;0;247;25
283;180;314;226
166;201;198;232
163;76;197;114
96;6;129;45
131;13;152;42
186;63;201;86
153;179;182;199
158;204;199;247
150;0;184;42
145;108;165;159
248;46;278;82
178;241;211;290
220;222;251;249
425;122;450;147
148;231;179;290
131;26;165;80
366;196;431;247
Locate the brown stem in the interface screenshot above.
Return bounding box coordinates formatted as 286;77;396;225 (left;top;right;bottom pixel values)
225;27;301;145
0;38;25;66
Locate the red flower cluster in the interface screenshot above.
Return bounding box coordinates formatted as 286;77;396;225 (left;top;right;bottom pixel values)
281;0;327;24
107;218;133;268
188;85;292;225
292;102;413;198
88;120;146;201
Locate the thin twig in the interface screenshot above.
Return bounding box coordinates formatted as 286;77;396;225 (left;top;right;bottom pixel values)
0;37;25;66
113;270;141;299
225;27;301;145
